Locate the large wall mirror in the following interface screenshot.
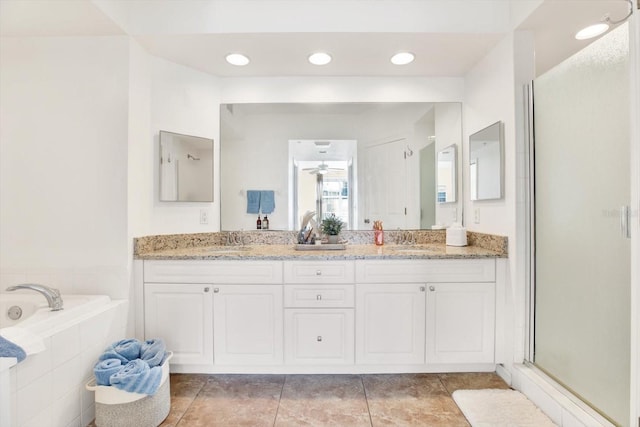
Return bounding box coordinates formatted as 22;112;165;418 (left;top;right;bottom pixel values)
469;121;503;201
220;102;462;231
159;130;214;202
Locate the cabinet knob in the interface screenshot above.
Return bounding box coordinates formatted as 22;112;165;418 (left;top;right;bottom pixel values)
213;288;220;293
317;294;322;300
429;286;435;292
204;287;210;292
420;286;425;292
317;336;323;342
316;270;322;276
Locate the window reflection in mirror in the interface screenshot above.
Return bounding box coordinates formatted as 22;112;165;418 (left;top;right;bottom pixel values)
469;121;503;201
159;130;214;202
437;145;457;204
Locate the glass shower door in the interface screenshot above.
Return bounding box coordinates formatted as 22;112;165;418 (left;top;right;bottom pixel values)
533;24;631;426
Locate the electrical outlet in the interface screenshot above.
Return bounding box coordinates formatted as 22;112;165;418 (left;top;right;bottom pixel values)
474;208;480;224
200;209;209;225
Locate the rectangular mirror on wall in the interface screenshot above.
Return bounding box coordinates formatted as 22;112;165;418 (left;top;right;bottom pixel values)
469;121;503;201
159;130;214;202
220;102;463;231
436;144;457;203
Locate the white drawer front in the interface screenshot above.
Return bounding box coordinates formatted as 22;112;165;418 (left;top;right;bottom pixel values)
144;260;283;283
284;309;355;365
284;261;355;284
355;259;495;283
284;284;355;308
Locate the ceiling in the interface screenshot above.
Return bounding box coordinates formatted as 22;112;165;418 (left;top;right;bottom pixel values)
0;0;632;77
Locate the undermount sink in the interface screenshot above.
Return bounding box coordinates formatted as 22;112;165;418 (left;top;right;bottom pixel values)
200;247;250;254
393;247;438;253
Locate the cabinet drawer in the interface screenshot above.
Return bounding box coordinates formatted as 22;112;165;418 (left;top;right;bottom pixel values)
144;260;283;284
284;309;355;365
284;261;355;284
284;284;355;308
355;259;495;283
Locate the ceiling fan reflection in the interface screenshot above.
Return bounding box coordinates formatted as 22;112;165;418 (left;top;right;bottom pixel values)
302;161;344;175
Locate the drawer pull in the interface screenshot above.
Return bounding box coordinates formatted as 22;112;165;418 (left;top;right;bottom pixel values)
429;286;435;292
316;294;322;300
213;288;220;293
420;286;425;292
316;270;322;276
317;336;322;342
204;287;210;292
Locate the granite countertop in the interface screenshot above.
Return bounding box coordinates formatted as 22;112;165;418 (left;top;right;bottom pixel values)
136;243;504;261
134;230;508;261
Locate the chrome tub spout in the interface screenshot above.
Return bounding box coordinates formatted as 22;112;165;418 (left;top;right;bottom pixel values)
6;284;64;311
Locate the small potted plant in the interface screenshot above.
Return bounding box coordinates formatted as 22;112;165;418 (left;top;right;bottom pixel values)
321;214;344;244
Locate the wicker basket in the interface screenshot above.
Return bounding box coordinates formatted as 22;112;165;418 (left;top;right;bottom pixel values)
86;352;172;427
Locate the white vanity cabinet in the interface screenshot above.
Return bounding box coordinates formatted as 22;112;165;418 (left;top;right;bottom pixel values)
425;282;495;364
144;283;214;366
139;257;500;373
355;283;426;365
142;260;284;370
213;284;283;365
283;261;355;366
355;259;496;368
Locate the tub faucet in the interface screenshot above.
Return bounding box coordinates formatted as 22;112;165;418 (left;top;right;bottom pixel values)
6;284;64;311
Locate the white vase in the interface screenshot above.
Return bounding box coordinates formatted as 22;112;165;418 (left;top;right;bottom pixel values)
327;235;339;244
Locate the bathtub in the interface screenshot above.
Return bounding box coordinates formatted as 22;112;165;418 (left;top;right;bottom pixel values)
0;293;128;427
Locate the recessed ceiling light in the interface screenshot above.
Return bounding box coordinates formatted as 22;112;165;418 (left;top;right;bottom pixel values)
225;53;250;66
390;52;415;65
575;23;610;40
308;52;332;66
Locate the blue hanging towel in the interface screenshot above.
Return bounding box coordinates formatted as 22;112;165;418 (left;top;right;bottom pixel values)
247;190;261;214
261;190;275;214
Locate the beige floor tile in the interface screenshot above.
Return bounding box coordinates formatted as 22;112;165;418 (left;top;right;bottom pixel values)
176;374;284;427
363;374;469;427
438;372;510;394
160;374;208;426
276;375;371;427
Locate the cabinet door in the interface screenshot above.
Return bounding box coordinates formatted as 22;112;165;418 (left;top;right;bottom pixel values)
426;282;495;364
213;284;283;365
356;283;426;364
284;309;354;365
144;283;213;365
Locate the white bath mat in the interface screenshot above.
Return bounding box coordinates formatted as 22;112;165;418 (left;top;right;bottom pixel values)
452;389;557;427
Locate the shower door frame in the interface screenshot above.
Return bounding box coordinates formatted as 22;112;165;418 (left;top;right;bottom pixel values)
524;13;640;426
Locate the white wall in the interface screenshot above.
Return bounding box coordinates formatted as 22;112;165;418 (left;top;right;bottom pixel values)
147;56;220;234
0;36;131;299
463;31;535;373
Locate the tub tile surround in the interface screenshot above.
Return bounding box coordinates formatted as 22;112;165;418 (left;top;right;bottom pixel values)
4;300;128;427
134;230;508;260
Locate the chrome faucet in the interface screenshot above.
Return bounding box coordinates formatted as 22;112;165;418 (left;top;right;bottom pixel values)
6;284;64;311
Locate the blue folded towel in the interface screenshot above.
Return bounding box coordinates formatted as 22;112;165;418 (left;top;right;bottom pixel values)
110;359;163;395
94;358;123;386
99;339;142;364
260;190;275;214
140;338;166;368
0;335;26;362
247;190;261;214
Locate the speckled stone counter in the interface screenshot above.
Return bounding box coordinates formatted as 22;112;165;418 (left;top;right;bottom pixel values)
134;230;507;260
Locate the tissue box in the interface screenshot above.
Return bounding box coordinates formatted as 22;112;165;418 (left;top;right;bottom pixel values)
446;227;467;247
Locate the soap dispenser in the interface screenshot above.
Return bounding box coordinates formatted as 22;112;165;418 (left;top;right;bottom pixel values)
263;215;269;230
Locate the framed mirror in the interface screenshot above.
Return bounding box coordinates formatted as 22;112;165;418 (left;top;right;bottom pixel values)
159;130;214;202
220;102;462;230
469;121;503;201
437;145;457;203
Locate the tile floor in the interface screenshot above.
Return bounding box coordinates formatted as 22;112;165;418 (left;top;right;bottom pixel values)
132;372;510;426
